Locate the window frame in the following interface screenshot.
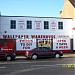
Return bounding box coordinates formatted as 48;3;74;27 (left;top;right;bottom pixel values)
58;22;63;30
10;20;16;29
27;20;32;29
44;21;49;29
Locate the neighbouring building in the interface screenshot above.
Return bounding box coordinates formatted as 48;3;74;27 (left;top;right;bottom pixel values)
59;0;75;52
59;0;75;18
0;15;74;54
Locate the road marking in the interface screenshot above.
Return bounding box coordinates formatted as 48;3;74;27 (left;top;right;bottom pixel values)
6;64;65;75
31;64;62;67
0;60;60;64
6;67;47;75
0;67;6;69
0;62;36;64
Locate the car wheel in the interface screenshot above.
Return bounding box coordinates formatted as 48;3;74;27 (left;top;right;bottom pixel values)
6;56;12;61
32;54;38;60
55;54;60;58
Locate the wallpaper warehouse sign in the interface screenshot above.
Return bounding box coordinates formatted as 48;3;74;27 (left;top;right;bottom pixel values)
16;39;36;50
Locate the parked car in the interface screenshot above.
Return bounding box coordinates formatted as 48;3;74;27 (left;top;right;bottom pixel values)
0;48;16;61
25;47;63;59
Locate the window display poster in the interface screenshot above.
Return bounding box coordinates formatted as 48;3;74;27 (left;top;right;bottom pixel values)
50;20;57;30
18;20;25;30
53;38;70;50
37;39;52;48
35;21;41;29
16;39;36;50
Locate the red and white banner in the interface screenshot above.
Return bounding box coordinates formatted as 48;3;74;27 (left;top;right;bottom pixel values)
53;38;70;50
16;39;36;50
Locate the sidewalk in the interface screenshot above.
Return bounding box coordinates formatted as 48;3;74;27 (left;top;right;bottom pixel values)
63;53;75;58
16;56;26;59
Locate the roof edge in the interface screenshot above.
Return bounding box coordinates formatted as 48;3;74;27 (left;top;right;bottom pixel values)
0;15;73;19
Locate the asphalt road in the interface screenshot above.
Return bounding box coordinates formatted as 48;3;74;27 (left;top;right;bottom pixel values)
0;57;75;75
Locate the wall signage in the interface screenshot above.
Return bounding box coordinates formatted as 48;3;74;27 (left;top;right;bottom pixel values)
35;21;41;29
53;38;70;50
18;20;25;30
3;35;55;39
16;39;36;50
50;20;57;30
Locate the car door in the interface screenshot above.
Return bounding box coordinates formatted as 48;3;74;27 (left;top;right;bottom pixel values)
36;47;45;57
43;47;54;57
43;47;50;57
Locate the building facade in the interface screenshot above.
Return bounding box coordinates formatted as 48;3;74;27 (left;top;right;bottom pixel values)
0;16;74;54
59;0;75;53
59;0;75;18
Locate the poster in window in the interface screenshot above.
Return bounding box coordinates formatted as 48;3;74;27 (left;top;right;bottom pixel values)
50;20;57;30
53;38;70;50
37;39;52;48
16;39;36;50
18;20;25;30
35;21;41;29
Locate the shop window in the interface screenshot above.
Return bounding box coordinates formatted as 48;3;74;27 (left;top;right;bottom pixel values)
27;21;32;29
37;39;52;48
44;21;49;29
10;20;16;29
58;22;63;29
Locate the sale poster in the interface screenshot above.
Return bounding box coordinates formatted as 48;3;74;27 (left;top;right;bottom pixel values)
16;39;36;50
53;38;70;50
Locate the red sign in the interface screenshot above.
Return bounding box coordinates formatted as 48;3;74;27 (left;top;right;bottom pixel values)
72;27;75;30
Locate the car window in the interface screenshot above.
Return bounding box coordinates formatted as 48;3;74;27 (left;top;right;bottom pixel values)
37;47;43;51
43;47;51;51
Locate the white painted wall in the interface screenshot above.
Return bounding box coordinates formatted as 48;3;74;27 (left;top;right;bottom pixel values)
72;19;75;50
0;16;73;38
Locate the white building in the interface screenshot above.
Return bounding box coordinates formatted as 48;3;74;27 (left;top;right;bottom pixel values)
0;15;74;54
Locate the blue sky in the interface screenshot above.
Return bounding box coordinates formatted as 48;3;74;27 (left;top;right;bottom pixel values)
0;0;64;17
